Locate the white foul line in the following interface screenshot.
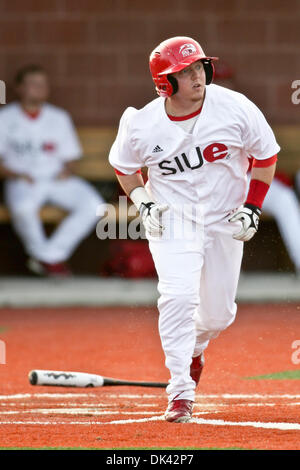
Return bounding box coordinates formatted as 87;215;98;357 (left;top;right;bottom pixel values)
2;401;300;408
190;417;300;431
97;416;300;430
196;394;300;399
0;416;299;431
0;409;163;416
0;409;215;417
0;393;97;400
1;393;300;401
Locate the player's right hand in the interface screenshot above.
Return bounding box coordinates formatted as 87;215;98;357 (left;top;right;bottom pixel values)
139;202;169;237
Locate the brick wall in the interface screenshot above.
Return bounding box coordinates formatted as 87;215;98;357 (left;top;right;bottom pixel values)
0;0;299;125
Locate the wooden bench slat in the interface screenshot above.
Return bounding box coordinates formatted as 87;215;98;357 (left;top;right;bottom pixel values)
0;125;299;181
73;159;115;180
0;125;298;222
274;125;300;150
0;203;139;223
0;202;272;224
0;206;67;223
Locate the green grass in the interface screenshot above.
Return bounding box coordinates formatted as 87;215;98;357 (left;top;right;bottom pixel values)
0;447;251;450
0;326;8;334
245;370;300;380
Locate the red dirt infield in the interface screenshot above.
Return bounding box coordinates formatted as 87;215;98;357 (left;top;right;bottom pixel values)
0;304;300;449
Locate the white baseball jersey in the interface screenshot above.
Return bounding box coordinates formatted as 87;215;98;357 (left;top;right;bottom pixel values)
109;84;280;225
0;102;82;179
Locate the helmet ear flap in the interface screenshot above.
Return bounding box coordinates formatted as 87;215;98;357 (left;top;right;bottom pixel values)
202;59;215;85
167;74;178;96
163;61;214;96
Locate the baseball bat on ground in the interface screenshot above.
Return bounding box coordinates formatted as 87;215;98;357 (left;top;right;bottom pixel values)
28;370;168;388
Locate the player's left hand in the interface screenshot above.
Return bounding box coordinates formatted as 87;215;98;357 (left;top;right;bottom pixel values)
228;204;261;242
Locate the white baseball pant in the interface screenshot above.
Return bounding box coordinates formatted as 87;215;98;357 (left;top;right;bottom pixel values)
4;176;106;264
148;215;243;402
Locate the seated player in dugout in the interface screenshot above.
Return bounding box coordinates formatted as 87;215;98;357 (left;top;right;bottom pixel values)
214;62;300;275
0;65;105;277
109;37;280;423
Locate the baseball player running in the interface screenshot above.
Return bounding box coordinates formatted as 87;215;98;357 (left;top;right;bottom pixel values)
0;65;105;276
109;37;280;422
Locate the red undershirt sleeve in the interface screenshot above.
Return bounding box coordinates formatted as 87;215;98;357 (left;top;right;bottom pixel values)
114;168;142;176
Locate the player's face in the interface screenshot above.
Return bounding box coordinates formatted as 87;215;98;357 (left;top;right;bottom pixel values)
172;60;206;102
18;73;49;105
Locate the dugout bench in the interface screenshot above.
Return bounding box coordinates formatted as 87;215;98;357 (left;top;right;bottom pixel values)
0;125;299;274
0;125;298;224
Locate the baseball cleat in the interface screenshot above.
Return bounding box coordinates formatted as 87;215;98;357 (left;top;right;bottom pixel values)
164;398;194;423
190;353;204;387
27;258;72;278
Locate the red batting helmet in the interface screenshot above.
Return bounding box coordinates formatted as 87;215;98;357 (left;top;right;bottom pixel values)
149;36;218;97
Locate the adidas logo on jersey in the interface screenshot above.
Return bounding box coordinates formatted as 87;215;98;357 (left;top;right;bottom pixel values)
153;145;163;153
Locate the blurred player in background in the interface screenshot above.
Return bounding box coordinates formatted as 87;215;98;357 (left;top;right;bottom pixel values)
0;65;105;276
109;37;280;423
215;64;300;275
247;159;300;275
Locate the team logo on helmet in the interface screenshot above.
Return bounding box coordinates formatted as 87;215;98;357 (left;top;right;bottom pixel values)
179;43;197;57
